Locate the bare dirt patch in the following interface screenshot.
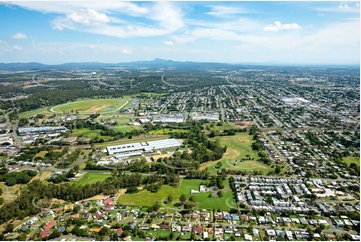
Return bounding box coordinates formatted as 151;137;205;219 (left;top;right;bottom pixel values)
118;189;127;196
30;171;52;182
35;151;48;157
151;154;172;160
64;203;74;211
234;121;253;128
83;194;108;201
86;104;107;113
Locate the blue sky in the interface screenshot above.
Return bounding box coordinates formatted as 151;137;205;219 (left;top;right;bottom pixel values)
0;1;359;65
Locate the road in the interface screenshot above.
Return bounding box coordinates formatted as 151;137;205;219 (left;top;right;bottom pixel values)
4;111;22;148
253;119;293;174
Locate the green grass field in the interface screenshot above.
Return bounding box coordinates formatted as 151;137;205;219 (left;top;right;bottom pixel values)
76;173;111;185
51;98;128;114
179;179;236;210
95;114;135;133
18;106;53;118
229;160;274;175
342;156;360;166
117;185;180;207
149;128;190;135
200;133;273;175
70;128;113;141
207;122;239;131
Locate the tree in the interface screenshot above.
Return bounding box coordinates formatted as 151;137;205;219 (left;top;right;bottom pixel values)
152;201;160;212
99;226;110;236
179;194;187;202
275;166;281;174
189;195;197;202
18;118;29;127
112;168;119;177
73;205;81;214
265;196;273;204
167;194;173;203
5;223;14;233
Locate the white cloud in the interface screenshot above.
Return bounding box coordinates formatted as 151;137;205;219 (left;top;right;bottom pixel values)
38;1;185;38
4;49;12;52
318;13;324;16
291;19;359;50
9;2;148;16
207;5;249;17
122;49;133;54
150;2;184;31
66;9;110;24
263;21;302;32
0;40;6;44
164;41;174;46
13;33;28;39
315;3;360;13
188;17;263;34
13;45;22;50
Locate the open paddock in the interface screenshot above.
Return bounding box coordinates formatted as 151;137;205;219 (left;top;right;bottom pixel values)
76;173;111;186
117;185;179;207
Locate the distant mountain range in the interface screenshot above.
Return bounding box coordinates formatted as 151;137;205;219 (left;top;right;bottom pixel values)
0;59;234;71
0;59;358;71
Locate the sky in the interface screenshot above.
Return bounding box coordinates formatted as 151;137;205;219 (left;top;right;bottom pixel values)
0;0;359;65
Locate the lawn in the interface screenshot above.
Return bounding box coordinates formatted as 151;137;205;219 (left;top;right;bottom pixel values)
106;114;136;132
157;229;172;238
179;178;236;210
229;160;274;175
0;182;21;202
201;133;270;174
76;173;111;185
117;185;180;207
18;106;53;118
149;128;190;135
51;98;129;114
207;122;240;131
70;128;113;141
342;156;360;166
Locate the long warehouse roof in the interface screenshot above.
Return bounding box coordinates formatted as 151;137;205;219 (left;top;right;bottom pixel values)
107;138;183;155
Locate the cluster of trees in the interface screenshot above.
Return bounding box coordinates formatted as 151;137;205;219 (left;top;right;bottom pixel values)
47;166;78;183
0;172;152;224
170;122;226;163
68;119;145;143
208;128;247;138
207;175;225;189
0;169;37;186
55;148;82;168
18;117;29;127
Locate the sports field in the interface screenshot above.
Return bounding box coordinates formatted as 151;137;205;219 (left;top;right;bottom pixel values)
76;173;111;185
51;98;129;114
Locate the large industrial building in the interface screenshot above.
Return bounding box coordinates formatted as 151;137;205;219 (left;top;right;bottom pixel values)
106;138;183;158
190;112;220;122
18;126;68;136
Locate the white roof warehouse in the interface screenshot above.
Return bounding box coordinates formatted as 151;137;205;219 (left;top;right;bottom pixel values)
106;138;183;158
